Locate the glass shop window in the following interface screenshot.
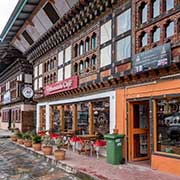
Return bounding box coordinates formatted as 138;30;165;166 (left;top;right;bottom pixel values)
77;102;89;135
64;104;73;130
52;107;60;132
93;98;110;138
156;98;180;155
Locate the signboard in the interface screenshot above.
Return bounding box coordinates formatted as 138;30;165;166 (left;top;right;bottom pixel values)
44;76;78;96
3;91;11;104
22;87;34;99
133;43;171;73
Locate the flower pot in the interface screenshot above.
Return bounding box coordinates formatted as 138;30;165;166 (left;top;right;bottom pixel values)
17;138;24;144
54;150;66;160
33;143;42;151
24;140;32;147
42;146;53;155
113;128;118;134
11;135;17;142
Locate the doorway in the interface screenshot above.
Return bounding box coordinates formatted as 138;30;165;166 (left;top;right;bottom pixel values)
128;101;150;161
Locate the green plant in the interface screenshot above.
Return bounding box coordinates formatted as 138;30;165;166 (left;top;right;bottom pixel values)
55;137;65;150
16;132;23;139
32;135;42;144
42;133;52;146
23;132;32;140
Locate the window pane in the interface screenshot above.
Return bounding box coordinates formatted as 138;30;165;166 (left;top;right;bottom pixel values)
117;8;131;35
77;103;89;135
142;33;147;47
64;105;73;130
116;36;131;61
153;0;160;18
142;4;147;23
166;0;174;11
166;22;174;38
156;99;180;155
153;28;160;42
100;20;112;44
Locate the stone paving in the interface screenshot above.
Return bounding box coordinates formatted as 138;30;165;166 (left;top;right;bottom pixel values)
0;139;82;180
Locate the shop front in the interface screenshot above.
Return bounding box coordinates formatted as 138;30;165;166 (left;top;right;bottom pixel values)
37;91;116;137
116;78;180;175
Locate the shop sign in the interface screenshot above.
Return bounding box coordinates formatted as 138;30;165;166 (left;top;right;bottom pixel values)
133;43;171;73
44;76;78;96
3;91;11;104
22;87;34;99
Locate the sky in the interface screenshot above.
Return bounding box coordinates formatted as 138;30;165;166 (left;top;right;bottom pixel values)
0;0;19;34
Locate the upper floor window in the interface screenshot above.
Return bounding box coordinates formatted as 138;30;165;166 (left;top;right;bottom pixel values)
165;21;174;38
43;2;59;24
166;0;174;11
153;0;160;18
79;61;84;75
75;44;78;57
116;36;131;61
22;30;34;45
85;37;90;52
152;27;160;42
80;41;84;55
92;33;97;49
92;55;97;70
117;8;131;35
140;32;148;47
140;3;148;24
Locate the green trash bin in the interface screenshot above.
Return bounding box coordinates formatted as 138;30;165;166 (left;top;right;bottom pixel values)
104;134;124;165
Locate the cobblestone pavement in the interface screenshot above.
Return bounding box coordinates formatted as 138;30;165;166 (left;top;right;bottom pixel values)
0;139;81;180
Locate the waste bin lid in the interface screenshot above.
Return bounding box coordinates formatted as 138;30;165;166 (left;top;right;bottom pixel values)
104;134;124;140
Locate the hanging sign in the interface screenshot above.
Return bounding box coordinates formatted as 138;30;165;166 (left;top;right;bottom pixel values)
44;76;78;96
22;87;34;99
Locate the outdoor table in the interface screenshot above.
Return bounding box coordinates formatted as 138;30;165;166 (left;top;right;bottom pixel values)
76;135;97;156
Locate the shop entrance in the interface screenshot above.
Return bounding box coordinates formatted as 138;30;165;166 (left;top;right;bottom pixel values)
129;101;150;161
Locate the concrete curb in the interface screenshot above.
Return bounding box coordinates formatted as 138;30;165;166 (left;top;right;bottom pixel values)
10;141;99;180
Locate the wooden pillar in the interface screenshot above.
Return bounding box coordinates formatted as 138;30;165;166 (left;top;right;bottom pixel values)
72;104;77;132
58;105;65;132
40;107;45;130
89;102;94;135
50;106;54;131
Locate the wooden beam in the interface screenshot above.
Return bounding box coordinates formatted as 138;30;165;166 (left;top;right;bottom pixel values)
89;102;94;135
72;104;77;131
57;105;65;132
50;106;54;130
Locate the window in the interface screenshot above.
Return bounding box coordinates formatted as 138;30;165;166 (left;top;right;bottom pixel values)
39;77;43;88
166;0;174;11
117;8;131;35
92;33;97;49
50;59;54;69
156;98;180;156
85;37;90;52
65;46;72;62
47;61;50;71
100;45;112;67
100;20;112;44
152;27;160;42
74;44;78;57
24;74;32;84
43;2;59;24
141;32;148;47
39;64;43;75
80;41;84;55
92;55;97;70
44;63;47;72
44;77;47;85
85;58;90;72
53;72;56;82
165;21;174;38
74;63;78;74
58;68;63;81
79;61;84;75
65;64;71;79
140;3;148;24
116;36;131;61
22;30;34;45
34;79;38;91
34;66;38;78
58;51;64;66
153;0;160;18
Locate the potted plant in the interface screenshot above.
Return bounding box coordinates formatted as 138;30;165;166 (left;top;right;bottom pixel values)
16;132;24;144
54;137;66;160
42;133;53;155
10;128;19;142
32;134;42;151
24;132;32;147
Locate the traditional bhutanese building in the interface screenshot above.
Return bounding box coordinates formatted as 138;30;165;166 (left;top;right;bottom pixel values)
0;0;179;176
